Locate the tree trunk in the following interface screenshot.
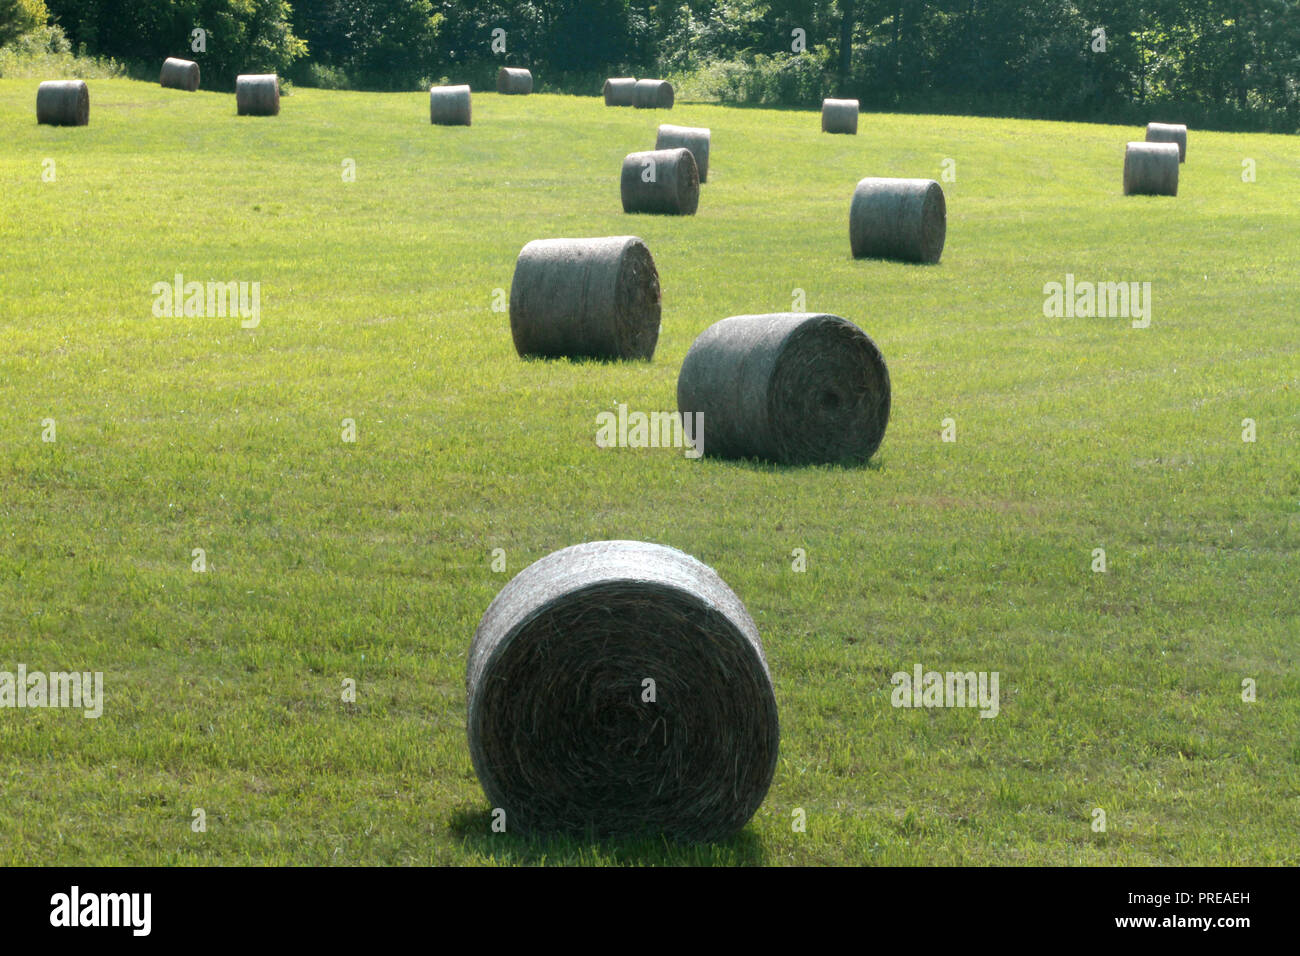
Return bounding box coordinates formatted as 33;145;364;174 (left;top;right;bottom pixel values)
838;0;856;97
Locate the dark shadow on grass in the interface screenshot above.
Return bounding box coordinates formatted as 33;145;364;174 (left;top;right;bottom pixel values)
692;454;886;476
517;355;654;366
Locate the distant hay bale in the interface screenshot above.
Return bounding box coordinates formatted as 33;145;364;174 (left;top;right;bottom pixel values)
36;80;89;126
621;148;699;216
633;79;674;109
1123;142;1179;196
429;84;471;125
849;177;947;263
159;57;200;92
1145;122;1187;162
466;539;780;842
677;312;891;465
604;77;637;106
236;74;280;116
821;98;858;134
655;124;711;183
509;236;661;360
497;68;533;94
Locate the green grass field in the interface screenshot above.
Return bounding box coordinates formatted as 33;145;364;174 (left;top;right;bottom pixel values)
1;78;1297;865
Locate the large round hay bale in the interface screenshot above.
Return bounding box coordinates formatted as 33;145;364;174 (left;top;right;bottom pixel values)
236;74;280;116
633;79;674;109
467;539;780;842
821;98;858;134
603;77;637;106
497;67;533;94
849;177;946;264
159;57;200;92
655;124;711;183
36;80;89;126
621;148;699;216
1145;122;1187;162
509;236;661;360
1123;142;1179;196
677;312;891;465
429;84;471;125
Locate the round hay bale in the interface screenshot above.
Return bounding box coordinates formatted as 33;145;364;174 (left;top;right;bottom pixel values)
36;80;89;127
509;236;661;360
1145;122;1187;162
849;177;946;264
621;148;699;216
633;79;674;109
677;312;891;465
1123;141;1179;196
467;539;780;842
236;74;280;116
603;77;637;106
159;57;200;92
655;124;711;183
821;98;858;134
429;84;471;125
497;67;533;95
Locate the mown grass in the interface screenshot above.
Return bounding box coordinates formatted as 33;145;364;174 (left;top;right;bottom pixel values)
0;78;1296;865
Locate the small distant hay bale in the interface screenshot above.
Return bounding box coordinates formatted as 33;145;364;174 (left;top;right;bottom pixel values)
621;148;699;216
466;539;780;842
850;177;947;264
36;80;89;126
821;98;858;134
655;124;711;183
677;312;891;465
633;79;674;109
1123;141;1179;196
1145;122;1187;162
497;68;533;95
429;84;471;125
509;236;661;360
236;74;280;116
604;77;637;106
160;57;200;92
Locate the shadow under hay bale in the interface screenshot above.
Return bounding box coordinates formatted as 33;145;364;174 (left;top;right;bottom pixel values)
621;148;699;215
430;84;471;125
633;79;674;109
36;80;89;126
821;98;858;134
466;540;780;843
160;57;200;91
236;74;280;116
677;312;891;465
497;68;533;94
1124;141;1179;196
1145;122;1187;162
604;77;637;106
655;124;711;183
849;177;946;264
509;236;661;360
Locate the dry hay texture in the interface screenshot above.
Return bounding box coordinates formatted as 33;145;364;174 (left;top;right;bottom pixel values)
236;74;280;116
429;84;471;125
677;312;891;465
1145;121;1188;162
159;57;200;91
849;177;947;264
1124;141;1180;196
497;67;533;94
655;124;711;183
36;80;89;126
633;79;674;109
621;147;699;216
466;540;780;842
604;77;637;106
821;98;859;134
509;236;661;360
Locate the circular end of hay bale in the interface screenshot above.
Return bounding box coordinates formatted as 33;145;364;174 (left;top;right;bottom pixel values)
603;77;637;106
850;177;946;264
621;148;699;216
467;540;779;842
1124;141;1180;196
497;67;533;95
160;57;200;92
36;80;89;126
632;79;674;109
509;236;661;360
821;98;859;134
429;84;472;126
655;124;711;183
678;312;891;465
1145;122;1187;162
236;74;280;116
